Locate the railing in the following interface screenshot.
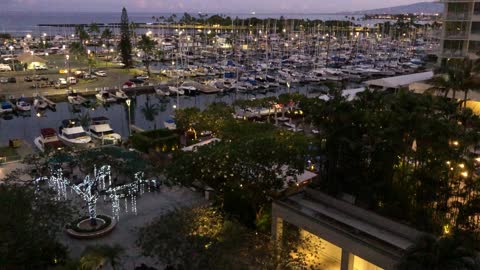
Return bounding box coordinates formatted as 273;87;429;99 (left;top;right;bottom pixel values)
441;49;467;57
444;31;469;39
446;14;472;20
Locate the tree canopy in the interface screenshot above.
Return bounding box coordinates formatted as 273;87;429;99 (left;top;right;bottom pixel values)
0;183;74;269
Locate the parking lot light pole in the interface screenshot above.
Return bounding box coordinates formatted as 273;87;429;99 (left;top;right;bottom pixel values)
126;98;132;136
65;54;70;88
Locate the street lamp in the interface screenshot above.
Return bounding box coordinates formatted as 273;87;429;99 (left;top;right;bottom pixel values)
126;98;132;136
65;54;70;86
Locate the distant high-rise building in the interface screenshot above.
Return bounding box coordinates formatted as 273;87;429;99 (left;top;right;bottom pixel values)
440;0;480;62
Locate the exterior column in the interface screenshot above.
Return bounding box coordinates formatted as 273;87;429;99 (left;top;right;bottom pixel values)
271;216;283;242
341;249;354;270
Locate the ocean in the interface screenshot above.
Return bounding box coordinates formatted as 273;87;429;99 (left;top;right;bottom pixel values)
0;11;386;36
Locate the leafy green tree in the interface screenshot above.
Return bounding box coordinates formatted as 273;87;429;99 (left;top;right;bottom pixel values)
119;7;133;68
307;88;480;233
81;244;124;270
0;183;74;269
397;234;480;270
137;207;321;270
166;120;309;225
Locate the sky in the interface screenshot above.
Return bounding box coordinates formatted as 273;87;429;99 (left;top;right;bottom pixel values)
3;0;434;13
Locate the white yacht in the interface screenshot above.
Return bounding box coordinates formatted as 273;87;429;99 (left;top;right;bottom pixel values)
168;86;184;95
163;119;177;130
155;87;170;96
34;128;64;152
87;117;122;144
96;90;117;103
33;97;48;110
0;101;14;114
67;91;87;105
179;83;197;96
114;89;129;100
16;98;31;112
58;119;92;146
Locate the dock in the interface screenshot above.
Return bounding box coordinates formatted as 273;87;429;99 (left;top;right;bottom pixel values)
183;81;221;94
38;94;57;110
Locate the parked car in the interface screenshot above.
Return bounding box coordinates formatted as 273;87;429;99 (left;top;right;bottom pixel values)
123;81;136;88
0;64;11;72
84;74;97;80
0;77;8;83
67;76;77;84
94;70;107;77
8;77;16;83
54;78;68;89
33;75;42;81
75;71;85;78
40;76;49;81
24;76;33;82
134;74;149;80
129;78;145;84
34;65;48;70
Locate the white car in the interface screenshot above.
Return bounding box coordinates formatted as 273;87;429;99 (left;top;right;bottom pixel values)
67;76;77;84
94;71;107;77
34;65;48;70
0;64;11;72
135;75;149;80
55;78;68;89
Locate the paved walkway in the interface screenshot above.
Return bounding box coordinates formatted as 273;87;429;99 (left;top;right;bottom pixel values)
63;187;206;269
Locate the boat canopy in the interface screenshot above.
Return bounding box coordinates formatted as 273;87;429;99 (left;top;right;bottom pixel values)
90;124;113;133
41;128;57;137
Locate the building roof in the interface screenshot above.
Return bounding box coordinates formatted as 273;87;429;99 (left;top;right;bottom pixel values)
275;188;421;256
16;53;47;64
365;71;434;89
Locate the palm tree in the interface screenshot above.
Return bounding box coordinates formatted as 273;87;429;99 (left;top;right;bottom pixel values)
77;112;91;130
100;28;113;47
88;23;100;41
69;42;86;58
138;34;156;76
397;234;480;270
95;244;124;270
75;25;90;45
141;95;160;129
79;252;104;270
429;58;480;104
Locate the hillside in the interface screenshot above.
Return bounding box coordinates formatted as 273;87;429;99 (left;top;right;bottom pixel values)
343;2;442;15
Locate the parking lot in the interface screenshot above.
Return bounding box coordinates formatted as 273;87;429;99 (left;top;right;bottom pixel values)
0;54;164;98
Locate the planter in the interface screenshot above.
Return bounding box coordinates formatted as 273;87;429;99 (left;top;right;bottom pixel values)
66;215;117;239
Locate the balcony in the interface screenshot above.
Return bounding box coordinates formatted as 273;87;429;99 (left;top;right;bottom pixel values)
444;31;470;39
440;49;468;57
446;13;472;20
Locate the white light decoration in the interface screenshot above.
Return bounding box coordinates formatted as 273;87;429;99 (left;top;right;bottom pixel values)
36;165;158;222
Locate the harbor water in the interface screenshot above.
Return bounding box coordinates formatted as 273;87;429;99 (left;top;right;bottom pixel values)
0;85;315;146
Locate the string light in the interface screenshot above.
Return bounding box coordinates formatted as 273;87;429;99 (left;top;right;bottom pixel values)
36;165;158;222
